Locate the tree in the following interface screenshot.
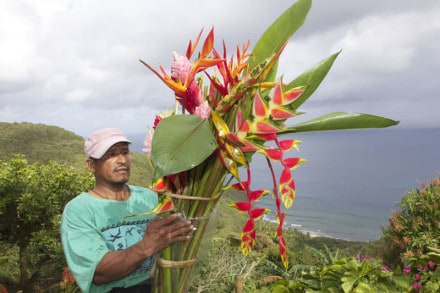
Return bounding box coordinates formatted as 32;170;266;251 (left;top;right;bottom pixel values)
382;176;440;267
0;155;94;288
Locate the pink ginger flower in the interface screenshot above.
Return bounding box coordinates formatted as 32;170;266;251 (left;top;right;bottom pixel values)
194;101;211;119
171;52;203;114
171;51;191;80
143;128;154;154
403;265;411;274
428;260;436;269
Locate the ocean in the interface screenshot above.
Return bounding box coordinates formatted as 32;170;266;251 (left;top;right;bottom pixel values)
128;128;440;242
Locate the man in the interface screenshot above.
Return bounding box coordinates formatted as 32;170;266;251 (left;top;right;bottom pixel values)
61;128;194;292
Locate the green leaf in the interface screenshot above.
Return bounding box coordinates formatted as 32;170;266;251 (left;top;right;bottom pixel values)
286;51;340;111
151;115;218;180
249;0;312;71
280;112;399;134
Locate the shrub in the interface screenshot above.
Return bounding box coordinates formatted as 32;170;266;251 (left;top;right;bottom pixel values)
382;176;440;266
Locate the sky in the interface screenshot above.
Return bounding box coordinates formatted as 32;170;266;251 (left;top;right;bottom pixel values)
1;0;439;138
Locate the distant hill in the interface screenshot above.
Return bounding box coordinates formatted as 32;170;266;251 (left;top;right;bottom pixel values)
0;122;152;186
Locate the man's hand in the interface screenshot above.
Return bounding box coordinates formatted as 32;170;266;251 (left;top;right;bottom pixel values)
93;213;193;285
138;213;195;255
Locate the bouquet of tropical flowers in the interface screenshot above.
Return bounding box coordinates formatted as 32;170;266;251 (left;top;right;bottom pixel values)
140;0;398;291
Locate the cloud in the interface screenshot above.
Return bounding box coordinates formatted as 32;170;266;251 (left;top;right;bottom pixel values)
1;0;439;135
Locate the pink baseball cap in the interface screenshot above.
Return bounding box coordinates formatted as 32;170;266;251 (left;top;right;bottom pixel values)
84;128;131;159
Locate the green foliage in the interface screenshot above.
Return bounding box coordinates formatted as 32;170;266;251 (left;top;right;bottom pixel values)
288;112;399;134
248;0;311;71
151;115;217;180
382;177;440;266
0;155;94;286
190;238;255;292
269;254;440;292
0;242;19;284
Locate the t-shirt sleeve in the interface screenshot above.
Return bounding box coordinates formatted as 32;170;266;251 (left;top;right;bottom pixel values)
61;202;108;292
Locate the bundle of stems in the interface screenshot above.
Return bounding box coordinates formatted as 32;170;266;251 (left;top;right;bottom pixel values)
152;155;229;293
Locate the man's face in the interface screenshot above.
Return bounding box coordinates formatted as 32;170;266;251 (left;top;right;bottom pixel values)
89;142;131;185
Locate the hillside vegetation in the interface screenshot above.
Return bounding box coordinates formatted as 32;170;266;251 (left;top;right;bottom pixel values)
0;122;152;186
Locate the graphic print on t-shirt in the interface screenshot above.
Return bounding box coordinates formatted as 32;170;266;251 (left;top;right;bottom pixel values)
101;219;154;277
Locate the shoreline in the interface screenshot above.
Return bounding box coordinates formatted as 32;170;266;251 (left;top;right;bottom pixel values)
262;216;337;239
261;216;365;242
297;228;334;239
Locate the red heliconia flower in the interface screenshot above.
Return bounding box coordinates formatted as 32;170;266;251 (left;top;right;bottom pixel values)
248;189;269;201
241;218;256;256
152;177;167;192
224;132;245;147
254;121;281;134
282;157;306;170
279;167;296;208
235;108;250;138
278;235;289;268
258;149;283;161
255;133;278;141
278;139;301;151
212;111;246;177
230;201;252;212
283;86;305;103
125;194;175;218
252;92;268;118
269;83;304;107
217;148;239;179
152;196;175;214
270;107;297;120
226;181;250;191
249;207;270;220
153;115;163;129
225;143;246;166
239;140;261;153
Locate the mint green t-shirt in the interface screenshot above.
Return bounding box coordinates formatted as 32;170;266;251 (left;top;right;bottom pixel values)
60;185;158;293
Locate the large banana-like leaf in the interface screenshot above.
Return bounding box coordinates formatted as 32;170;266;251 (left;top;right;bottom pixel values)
248;0;312;72
280;112;399;134
151;115;218;180
286;51;340;111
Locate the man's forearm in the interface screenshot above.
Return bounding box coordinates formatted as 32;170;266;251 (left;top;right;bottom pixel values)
92;242;152;285
92;213;193;285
